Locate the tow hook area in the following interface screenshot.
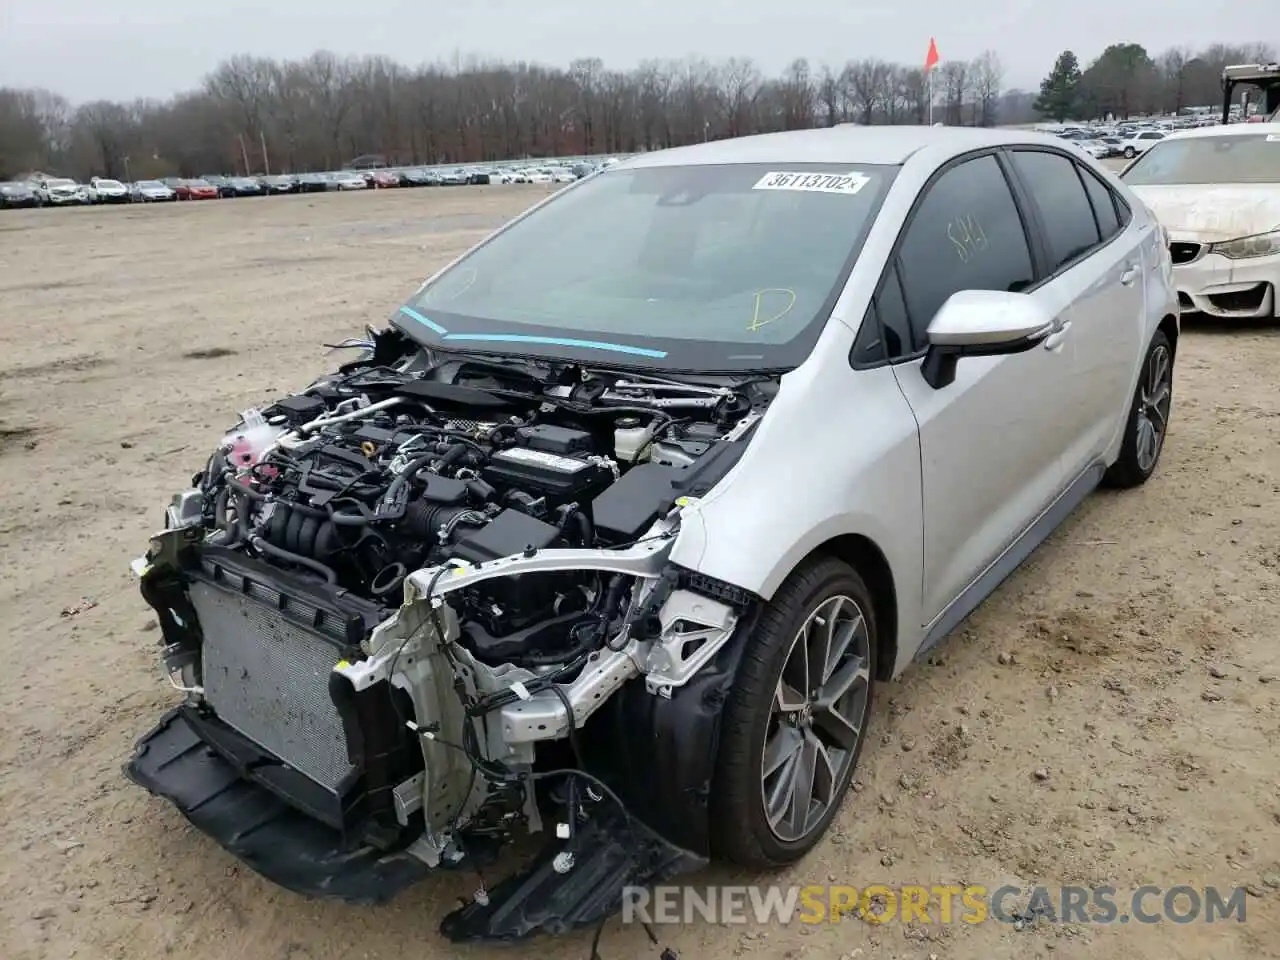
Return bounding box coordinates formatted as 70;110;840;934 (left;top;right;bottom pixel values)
439;774;703;948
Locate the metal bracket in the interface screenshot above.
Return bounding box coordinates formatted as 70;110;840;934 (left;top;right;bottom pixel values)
643;591;738;698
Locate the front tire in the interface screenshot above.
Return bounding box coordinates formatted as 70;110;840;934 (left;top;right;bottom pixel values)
711;556;877;867
1103;329;1173;489
1123;146;1136;159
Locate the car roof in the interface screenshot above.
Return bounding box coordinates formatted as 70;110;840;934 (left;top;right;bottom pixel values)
614;125;1080;169
1158;122;1280;142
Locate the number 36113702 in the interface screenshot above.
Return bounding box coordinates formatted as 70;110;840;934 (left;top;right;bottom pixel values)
947;214;988;263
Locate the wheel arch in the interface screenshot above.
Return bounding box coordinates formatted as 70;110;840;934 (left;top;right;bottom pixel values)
1158;313;1178;357
807;534;899;682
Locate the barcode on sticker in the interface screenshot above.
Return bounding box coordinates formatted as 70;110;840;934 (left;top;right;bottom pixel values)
753;171;870;195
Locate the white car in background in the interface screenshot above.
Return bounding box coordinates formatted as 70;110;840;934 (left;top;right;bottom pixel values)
331;171;368;190
1119;131;1166;159
1073;139;1111;160
1122;122;1280;319
36;177;89;205
87;177;130;204
131;179;177;202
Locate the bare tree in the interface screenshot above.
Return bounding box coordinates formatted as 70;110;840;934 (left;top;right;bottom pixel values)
778;58;815;130
845;59;892;125
971;51;1004;126
937;61;972;125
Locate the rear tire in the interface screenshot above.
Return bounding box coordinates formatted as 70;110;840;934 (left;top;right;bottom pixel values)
1103;330;1173;489
711;556;877;867
1123;146;1136;159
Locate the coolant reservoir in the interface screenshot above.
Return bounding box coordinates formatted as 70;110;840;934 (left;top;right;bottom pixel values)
613;417;655;463
221;408;285;470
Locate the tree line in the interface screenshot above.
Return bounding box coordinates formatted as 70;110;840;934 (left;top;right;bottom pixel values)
1035;42;1276;122
0;40;1272;182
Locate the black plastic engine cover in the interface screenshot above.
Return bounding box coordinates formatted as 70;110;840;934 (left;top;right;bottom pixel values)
591;439;747;543
451;509;560;564
514;424;593;455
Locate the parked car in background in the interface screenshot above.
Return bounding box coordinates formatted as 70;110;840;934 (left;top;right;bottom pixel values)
1073;139;1111;160
400;168;438;187
467;168;506;184
0;183;40;209
176;179;219;200
261;174;297;194
331;171;368;190
125;128;1176;943
0;181;40;208
1122;122;1280;320
371;169;401;188
203;175;237;198
1119;131;1166;159
87;177;131;203
132;179;177;202
223;177;265;197
439;169;468;185
295;173;330;193
36;177;90;205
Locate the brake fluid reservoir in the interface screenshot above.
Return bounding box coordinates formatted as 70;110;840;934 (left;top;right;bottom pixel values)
613;417;656;463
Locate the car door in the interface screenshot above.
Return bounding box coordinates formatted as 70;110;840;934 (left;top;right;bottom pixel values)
876;152;1075;629
1004;149;1145;474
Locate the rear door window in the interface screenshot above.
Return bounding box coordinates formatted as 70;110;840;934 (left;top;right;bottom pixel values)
1077;165;1122;240
1008;150;1101;273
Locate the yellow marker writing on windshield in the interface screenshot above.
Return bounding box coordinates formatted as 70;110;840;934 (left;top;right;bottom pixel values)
748;288;797;331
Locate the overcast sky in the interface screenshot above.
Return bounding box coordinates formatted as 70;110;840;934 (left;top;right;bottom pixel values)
0;0;1272;104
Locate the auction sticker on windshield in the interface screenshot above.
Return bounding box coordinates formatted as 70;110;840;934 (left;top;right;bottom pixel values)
752;171;871;195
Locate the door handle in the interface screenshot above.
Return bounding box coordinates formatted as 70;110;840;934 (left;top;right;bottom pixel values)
1043;321;1071;351
1119;264;1140;285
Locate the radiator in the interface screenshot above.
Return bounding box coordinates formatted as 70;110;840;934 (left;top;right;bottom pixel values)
191;580;355;792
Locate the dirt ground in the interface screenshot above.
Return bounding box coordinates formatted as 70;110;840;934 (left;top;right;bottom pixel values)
1;180;1277;960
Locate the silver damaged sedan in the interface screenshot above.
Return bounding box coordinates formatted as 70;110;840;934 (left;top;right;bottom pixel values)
126;125;1179;943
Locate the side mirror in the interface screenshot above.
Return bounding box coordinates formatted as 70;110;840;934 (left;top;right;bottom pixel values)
920;290;1055;390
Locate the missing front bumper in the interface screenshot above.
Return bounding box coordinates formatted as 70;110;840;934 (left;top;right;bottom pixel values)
125;706;707;939
124;706;432;903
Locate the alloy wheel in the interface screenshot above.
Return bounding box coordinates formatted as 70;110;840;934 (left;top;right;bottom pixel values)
761;594;871;842
1136;343;1172;473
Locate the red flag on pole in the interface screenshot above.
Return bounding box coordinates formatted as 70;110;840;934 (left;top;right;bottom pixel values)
924;37;940;73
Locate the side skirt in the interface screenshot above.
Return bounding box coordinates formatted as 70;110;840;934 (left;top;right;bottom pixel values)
916;460;1106;659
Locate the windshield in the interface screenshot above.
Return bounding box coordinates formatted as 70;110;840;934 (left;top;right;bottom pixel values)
46;178;74;187
188;179;210;187
398;162;895;371
139;181;164;188
98;180;123;188
1123;134;1280;185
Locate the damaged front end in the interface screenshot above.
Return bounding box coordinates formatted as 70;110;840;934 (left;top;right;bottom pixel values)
124;342;767;941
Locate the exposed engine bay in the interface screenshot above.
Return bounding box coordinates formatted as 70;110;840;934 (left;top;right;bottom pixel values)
125;327;771;943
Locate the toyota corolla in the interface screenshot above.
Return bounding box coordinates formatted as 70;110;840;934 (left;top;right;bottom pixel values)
125;126;1178;944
